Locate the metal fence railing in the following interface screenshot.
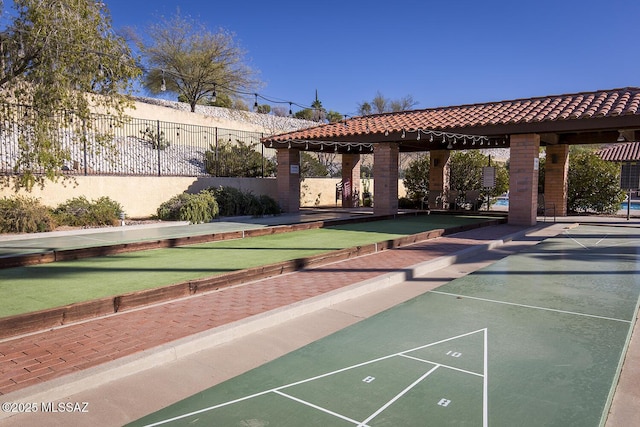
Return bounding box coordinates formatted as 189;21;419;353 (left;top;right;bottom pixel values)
0;104;276;178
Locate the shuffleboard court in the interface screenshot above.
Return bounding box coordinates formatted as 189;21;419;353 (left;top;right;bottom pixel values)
128;224;640;426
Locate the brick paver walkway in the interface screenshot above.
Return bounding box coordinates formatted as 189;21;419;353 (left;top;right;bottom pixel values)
0;223;527;397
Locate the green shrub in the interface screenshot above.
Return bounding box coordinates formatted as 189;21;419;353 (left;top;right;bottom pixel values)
254;194;281;216
209;186;280;217
210;186;248;217
0;196;55;233
157;192;219;223
398;197;420;209
54;196;123;227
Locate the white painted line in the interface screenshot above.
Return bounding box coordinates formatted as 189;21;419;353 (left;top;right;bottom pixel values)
595;234;609;246
141;389;274;426
276;329;488;391
274;390;366;426
430;291;632;323
357;365;440;427
399;354;483;378
483;328;488;427
74;235;116;244
562;230;589;249
142;329;488;426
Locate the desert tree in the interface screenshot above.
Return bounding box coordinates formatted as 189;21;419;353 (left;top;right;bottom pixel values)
0;0;141;189
137;11;259;113
358;91;419;115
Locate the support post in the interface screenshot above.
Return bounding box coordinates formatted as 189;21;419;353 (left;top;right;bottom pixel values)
341;154;361;208
544;144;569;216
373;143;399;216
276;148;301;213
428;150;450;210
508;134;540;226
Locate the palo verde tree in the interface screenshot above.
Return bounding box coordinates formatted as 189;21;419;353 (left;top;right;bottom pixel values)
137;11;259;113
0;0;140;189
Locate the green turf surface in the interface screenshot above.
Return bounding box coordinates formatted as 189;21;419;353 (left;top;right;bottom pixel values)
0;215;494;317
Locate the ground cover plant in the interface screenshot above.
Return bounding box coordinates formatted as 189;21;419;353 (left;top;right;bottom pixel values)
209;186;281;217
53;196;123;227
0;215;494;317
156;191;219;223
0;195;124;233
0;195;55;233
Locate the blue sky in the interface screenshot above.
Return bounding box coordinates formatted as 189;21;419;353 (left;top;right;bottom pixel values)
39;1;640;116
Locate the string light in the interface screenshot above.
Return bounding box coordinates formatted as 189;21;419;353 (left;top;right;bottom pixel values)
211;84;217;103
142;68;499;148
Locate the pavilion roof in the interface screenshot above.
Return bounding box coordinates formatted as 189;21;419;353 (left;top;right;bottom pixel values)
262;87;640;153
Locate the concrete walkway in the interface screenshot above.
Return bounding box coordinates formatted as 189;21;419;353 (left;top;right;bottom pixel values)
0;215;638;426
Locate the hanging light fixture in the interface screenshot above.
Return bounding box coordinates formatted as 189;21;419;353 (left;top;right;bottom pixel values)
289;102;293;116
211;84;217;103
160;70;166;92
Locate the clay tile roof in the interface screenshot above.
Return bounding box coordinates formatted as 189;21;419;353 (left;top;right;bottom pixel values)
263;87;640;144
598;142;640;162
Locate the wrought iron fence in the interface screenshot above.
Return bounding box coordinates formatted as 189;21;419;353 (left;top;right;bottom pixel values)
0;104;276;178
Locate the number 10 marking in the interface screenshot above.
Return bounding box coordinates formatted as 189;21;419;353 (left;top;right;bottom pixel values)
446;351;462;358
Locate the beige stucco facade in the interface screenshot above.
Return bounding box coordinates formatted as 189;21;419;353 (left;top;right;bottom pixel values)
0;176;278;218
0;176;406;218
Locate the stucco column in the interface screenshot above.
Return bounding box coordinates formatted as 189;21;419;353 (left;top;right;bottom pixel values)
276;148;300;213
428;150;450;209
544;144;569;216
373;143;399;216
509;134;540;226
341;154;361;208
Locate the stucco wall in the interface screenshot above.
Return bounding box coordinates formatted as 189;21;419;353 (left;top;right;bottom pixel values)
0;176;278;218
1;177;407;217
